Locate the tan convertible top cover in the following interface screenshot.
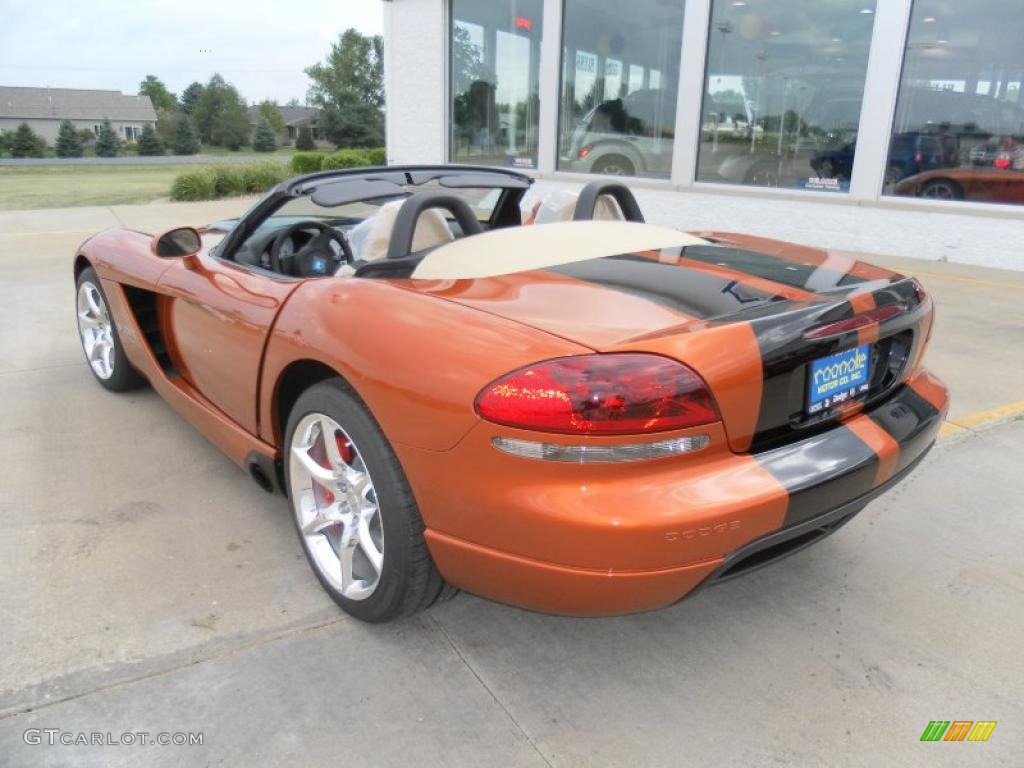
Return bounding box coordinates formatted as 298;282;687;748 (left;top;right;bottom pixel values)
410;221;710;280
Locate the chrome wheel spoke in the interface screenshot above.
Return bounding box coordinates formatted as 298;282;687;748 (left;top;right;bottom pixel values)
357;515;383;575
291;444;337;487
319;416;346;470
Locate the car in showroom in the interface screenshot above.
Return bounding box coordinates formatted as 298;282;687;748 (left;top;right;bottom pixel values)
73;166;948;622
561;89;676;177
893;164;1024;203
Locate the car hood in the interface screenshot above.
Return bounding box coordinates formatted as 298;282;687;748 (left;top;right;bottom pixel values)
399;231;906;350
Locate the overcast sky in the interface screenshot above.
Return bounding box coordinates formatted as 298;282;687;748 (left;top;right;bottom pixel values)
0;0;384;104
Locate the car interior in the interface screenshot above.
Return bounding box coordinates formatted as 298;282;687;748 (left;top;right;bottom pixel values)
225;169;646;280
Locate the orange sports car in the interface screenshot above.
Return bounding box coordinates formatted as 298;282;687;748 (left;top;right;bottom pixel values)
73;166;948;622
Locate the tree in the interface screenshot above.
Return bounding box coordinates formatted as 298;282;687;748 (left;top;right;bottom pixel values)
193;74;250;149
305;29;384;148
11;122;46;158
138;75;177;112
285;97;303;108
55;119;84;158
154;107;180;148
295;124;316;150
137;124;164;155
318;97;384;148
252;118;276;152
94;120;122;157
257;100;286;135
174;115;201;155
0;131;11;157
181;81;204;115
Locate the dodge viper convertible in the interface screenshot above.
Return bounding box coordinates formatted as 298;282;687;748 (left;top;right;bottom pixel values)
73;166;948;622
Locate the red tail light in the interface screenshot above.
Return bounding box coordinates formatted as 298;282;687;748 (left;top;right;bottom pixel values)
474;354;719;435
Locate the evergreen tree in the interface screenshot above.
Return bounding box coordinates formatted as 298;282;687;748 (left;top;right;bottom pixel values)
180;82;204;115
252;118;277;152
94;120;122;157
11;122;46;158
55;119;84;158
295;124;316;150
174;115;201;155
137;124;164;156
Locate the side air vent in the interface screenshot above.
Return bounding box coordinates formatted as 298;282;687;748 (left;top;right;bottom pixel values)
121;286;176;375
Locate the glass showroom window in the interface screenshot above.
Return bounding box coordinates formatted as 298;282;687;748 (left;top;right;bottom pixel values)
450;0;543;170
558;0;685;178
886;1;1024;206
696;0;876;192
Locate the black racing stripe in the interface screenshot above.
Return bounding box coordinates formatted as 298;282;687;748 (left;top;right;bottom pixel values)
681;245;869;292
866;386;942;475
756;425;879;528
549;253;790;320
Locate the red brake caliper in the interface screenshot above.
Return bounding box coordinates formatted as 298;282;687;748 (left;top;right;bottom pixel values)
317;434;353;507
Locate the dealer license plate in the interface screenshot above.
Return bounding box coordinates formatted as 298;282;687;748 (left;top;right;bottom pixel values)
806;343;872;415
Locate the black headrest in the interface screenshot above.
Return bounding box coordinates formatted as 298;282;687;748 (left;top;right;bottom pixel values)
386;192;484;260
572;180;645;223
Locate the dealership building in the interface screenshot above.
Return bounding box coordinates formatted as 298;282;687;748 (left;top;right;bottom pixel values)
382;0;1023;268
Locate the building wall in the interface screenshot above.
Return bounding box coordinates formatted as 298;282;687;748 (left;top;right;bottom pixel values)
385;0;1024;270
384;0;447;164
0;118;155;145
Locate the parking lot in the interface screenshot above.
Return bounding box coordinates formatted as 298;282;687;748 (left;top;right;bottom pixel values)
1;198;1022;766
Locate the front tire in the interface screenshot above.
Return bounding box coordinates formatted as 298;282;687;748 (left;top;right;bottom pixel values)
284;379;449;622
75;267;145;392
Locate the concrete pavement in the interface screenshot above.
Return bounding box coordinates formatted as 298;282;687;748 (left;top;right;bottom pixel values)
0;201;1021;766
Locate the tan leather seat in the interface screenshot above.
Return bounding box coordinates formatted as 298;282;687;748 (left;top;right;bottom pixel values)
530;190;626;225
351;199;455;263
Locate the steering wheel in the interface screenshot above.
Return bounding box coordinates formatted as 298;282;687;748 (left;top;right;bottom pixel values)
269;221;352;277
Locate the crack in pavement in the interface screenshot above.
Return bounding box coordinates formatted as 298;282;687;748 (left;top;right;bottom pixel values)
427;612;556;768
0;615;347;721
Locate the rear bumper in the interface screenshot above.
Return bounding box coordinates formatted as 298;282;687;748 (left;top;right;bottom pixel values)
408;369;948;616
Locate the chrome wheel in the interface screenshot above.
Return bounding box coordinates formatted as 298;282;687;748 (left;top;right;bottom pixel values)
920;180;961;200
289;412;383;601
77;281;115;380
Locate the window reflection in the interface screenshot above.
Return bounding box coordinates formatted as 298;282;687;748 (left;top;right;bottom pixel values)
887;0;1024;205
559;0;685;178
697;0;876;192
450;0;543;169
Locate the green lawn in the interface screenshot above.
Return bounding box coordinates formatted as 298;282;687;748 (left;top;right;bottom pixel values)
0;164;204;210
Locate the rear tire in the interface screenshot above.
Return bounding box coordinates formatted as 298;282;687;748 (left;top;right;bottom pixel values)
284;379;451;622
919;178;964;200
75;267;145;392
592;155;636;176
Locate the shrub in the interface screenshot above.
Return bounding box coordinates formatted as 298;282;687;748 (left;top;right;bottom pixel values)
11;122;46;158
122;141;139;155
366;147;386;166
95;120;122;157
240;162;288;193
137;125;164;156
291;152;324;174
170;169;216;201
295;124;316;151
55;120;84;158
321;149;370;170
210;165;246;196
252;118;277;152
170;162;288;201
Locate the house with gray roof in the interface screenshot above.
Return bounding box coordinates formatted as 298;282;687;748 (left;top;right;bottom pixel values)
247;104;325;146
0;86;157;145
